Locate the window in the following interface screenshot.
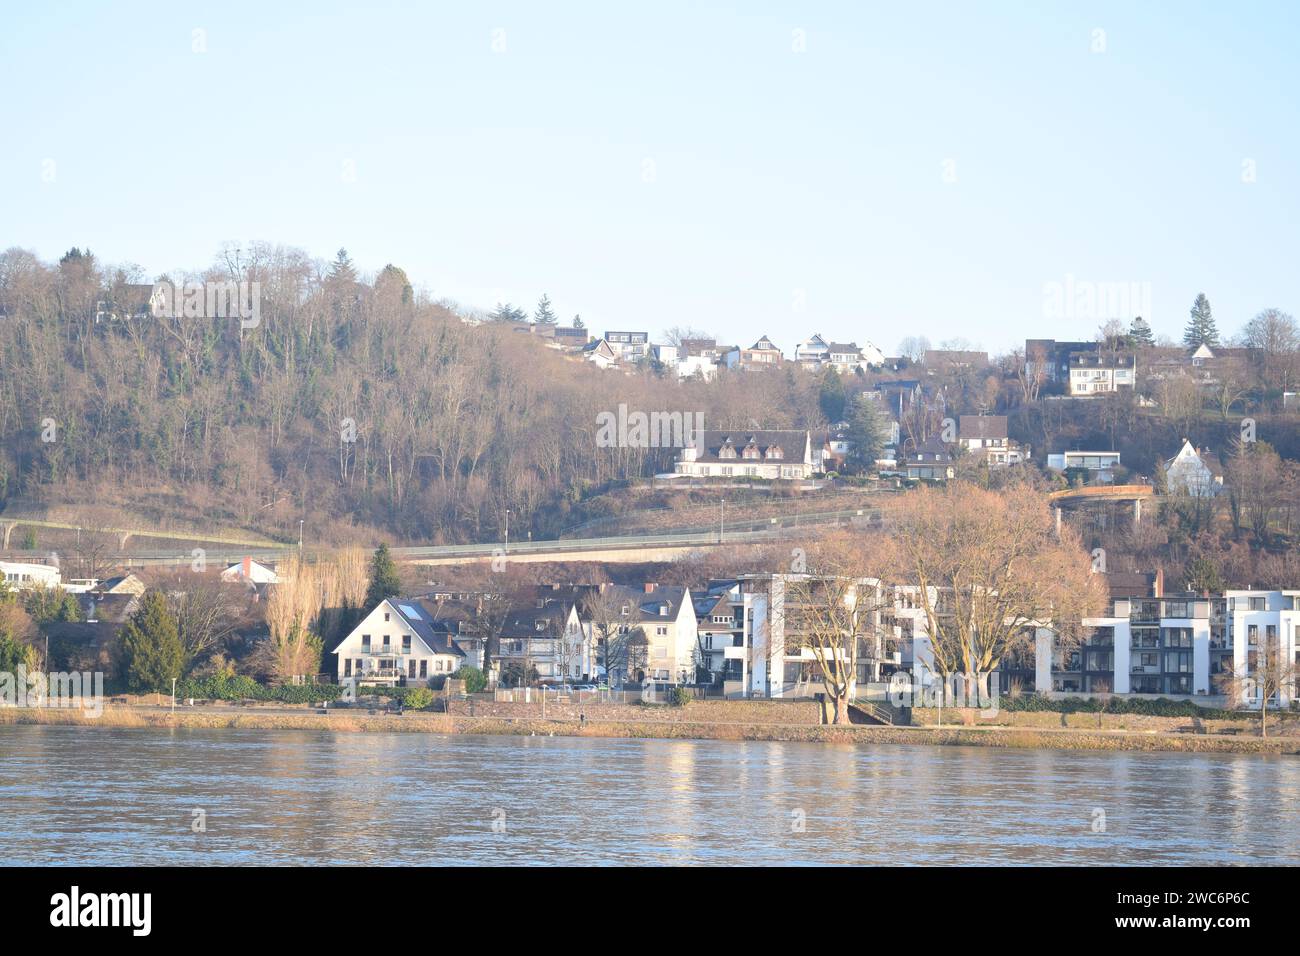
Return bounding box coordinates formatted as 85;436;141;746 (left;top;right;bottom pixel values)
656;626;668;636
402;635;411;652
408;660;416;678
1251;597;1266;611
361;634;371;649
384;612;391;622
345;659;353;677
420;660;428;678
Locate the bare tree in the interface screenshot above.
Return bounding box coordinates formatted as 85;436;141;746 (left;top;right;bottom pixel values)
890;481;1106;701
1216;635;1297;737
781;531;894;724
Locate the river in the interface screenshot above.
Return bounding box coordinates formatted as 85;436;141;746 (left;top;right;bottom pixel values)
1;726;1296;865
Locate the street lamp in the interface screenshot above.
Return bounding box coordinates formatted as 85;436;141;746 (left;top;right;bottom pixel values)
171;678;177;715
504;509;512;552
719;499;725;544
299;519;304;551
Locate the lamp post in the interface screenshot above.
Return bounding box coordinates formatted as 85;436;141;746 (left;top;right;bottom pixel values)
171;678;177;715
504;509;512;552
719;499;725;544
299;519;304;552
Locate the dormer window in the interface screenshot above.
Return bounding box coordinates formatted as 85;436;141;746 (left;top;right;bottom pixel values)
743;444;760;460
765;445;784;460
719;442;737;459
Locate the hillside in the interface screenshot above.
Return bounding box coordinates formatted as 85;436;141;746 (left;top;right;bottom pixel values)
0;245;823;548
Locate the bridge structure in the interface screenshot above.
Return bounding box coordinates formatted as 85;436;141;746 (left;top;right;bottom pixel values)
1047;484;1156;532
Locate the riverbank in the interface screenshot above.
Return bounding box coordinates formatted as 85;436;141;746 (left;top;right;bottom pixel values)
2;705;1295;754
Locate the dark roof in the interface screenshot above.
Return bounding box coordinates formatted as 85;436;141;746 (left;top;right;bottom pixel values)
959;415;1007;441
686;430;810;464
906;435;952;464
1070;352;1135;369
1104;571;1160;600
601;585;691;623
382;598;467;657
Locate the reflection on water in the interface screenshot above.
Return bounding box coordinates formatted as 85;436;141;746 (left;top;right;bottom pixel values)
0;726;1297;865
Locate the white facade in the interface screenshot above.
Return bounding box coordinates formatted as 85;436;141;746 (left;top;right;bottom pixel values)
0;561;61;591
332;599;463;686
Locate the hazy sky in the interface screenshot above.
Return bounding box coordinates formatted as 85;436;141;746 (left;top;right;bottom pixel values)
3;1;1297;354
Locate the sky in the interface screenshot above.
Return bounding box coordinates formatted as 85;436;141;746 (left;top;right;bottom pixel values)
2;1;1298;355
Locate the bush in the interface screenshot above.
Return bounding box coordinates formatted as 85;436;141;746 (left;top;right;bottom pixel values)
453;666;488;694
405;688;435;710
670;686;693;707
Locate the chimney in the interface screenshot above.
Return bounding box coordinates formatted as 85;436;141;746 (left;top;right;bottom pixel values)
242;555;251;579
1153;568;1164;598
644;582;657;593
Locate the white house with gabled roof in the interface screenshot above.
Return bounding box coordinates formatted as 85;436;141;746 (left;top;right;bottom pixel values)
332;598;465;687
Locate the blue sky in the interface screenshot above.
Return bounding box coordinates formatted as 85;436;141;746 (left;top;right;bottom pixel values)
2;1;1297;353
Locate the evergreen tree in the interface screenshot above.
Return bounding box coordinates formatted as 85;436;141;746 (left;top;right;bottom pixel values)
1184;293;1220;348
328;248;357;284
572;314;585;329
364;544;402;610
119;591;184;692
1128;315;1155;348
845;394;887;471
534;294;557;325
489;302;528;323
819;368;846;422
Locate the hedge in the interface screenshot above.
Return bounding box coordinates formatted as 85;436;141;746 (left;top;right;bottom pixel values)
1001;693;1257;721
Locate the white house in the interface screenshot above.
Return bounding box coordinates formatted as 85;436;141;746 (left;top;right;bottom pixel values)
674;430;817;480
1163;440;1223;497
677;354;718;381
332;598;466;686
221;557;279;584
1046;450;1122;482
0;561;61;591
1068;352;1136;396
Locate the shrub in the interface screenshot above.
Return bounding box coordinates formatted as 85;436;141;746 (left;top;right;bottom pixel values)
453;666;488;694
670;686;693;707
405;688;435;710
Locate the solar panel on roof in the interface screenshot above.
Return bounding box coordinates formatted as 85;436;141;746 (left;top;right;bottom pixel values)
398;604;421;620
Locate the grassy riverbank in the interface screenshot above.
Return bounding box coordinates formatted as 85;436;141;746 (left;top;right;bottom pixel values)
2;706;1296;754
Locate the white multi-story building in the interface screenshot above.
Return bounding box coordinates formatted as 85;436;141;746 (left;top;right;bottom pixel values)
0;561;61;591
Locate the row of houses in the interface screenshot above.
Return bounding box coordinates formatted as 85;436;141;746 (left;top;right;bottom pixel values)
513;325;893;380
1025;339;1271;399
331;570;1298;709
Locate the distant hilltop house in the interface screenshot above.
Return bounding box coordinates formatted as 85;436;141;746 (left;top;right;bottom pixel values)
0;560;61;590
1024;339;1136;396
675;430;818;480
1047;450;1123;483
905;435;954;480
723;336;783;371
1068;351;1135;396
957;415;1027;467
794;334;885;373
1163;440;1223;497
221;557;279;585
601;330;649;363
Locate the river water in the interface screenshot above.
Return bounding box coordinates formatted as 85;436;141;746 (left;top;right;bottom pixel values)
1;726;1296;865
